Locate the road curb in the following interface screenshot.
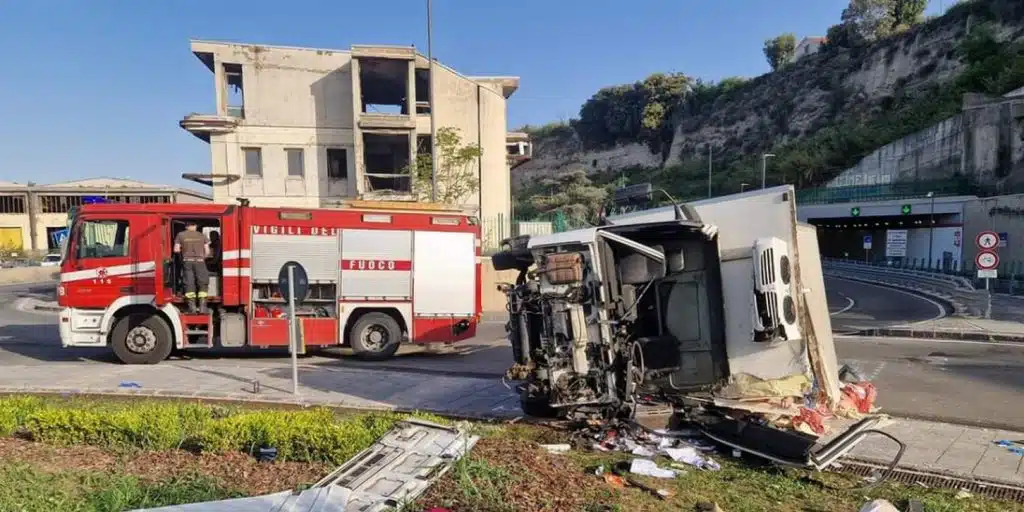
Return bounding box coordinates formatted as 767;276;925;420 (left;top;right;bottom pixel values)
850;327;1024;343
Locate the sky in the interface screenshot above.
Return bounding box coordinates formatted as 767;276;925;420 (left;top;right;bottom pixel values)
0;0;951;189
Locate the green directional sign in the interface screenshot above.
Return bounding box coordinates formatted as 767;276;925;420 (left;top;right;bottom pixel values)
851;206;861;217
901;204;912;215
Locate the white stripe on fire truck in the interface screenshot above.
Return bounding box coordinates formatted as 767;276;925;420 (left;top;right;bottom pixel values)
59;261;158;283
221;268;251;277
222;249;251;261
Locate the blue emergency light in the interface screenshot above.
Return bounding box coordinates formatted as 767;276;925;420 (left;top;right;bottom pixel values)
82;196;109;204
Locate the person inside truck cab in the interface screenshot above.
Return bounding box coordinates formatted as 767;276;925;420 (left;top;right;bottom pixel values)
173;221;210;314
206;229;221;273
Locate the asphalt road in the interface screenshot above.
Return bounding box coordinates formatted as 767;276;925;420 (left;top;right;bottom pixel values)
825;276;948;333
2;282;1021;430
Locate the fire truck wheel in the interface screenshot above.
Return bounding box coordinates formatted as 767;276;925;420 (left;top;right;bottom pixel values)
110;313;173;365
349;313;401;360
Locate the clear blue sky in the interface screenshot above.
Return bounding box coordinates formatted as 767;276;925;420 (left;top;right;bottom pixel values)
0;0;949;189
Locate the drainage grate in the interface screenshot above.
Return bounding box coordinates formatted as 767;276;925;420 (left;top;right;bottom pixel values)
837;459;1024;503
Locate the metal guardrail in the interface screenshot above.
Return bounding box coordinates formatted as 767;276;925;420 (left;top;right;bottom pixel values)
822;259;991;318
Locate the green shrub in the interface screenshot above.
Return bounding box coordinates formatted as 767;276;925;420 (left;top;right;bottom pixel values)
0;395;451;465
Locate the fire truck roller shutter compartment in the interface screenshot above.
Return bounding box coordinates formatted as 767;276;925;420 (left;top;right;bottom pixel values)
413;230;476;317
339;229;413;299
251;234;341;283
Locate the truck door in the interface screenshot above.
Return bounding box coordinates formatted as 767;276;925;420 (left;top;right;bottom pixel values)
65;213;158;309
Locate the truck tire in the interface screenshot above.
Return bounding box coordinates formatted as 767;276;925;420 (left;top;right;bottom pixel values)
349;312;401;361
519;389;560;418
110;313;173;365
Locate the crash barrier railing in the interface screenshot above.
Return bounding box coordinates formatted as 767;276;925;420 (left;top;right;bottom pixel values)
822;259;992;318
832;256;1024;297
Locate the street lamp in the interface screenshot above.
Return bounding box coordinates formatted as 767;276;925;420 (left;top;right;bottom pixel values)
707;145;713;198
761;153;776;189
926;191;935;270
740;182;750;193
427;0;438;202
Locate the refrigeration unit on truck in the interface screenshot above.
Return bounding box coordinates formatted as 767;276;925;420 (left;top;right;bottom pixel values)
493;185;899;470
56;200;482;364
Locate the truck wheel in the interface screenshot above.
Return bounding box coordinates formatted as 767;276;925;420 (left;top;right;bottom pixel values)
520;390;560;418
349;313;401;360
111;313;173;365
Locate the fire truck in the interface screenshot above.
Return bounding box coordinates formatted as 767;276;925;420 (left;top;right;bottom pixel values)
55;199;482;364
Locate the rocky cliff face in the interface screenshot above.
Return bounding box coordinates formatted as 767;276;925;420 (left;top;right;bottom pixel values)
514;1;1024;193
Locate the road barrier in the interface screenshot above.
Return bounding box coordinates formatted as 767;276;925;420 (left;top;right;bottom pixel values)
822;259;989;318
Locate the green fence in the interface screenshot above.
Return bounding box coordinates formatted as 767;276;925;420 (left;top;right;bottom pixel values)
479;212;588;254
796;177;1024;205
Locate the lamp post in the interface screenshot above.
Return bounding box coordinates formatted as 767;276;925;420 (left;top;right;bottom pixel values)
427;0;438;202
761;153;775;189
707;146;713;198
927;191;935;270
740;182;750;193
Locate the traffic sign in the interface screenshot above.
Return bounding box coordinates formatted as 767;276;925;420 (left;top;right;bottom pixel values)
851;207;861;217
278;261;309;303
976;231;999;250
976;250;999;270
885;229;907;257
900;204;912;215
863;235;872;250
978;269;998;279
998;232;1008;248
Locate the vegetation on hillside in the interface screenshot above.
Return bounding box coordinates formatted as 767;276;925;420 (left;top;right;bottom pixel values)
514;0;1024;221
763;33;797;71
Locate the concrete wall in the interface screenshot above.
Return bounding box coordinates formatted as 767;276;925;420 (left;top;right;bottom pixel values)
827;93;1024;188
962;193;1024;272
0;266;59;284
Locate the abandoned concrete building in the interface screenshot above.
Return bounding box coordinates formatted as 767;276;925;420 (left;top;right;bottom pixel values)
180;39;531;240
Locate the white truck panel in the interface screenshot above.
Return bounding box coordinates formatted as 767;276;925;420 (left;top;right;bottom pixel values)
611;187;813;382
413;231;476;316
251;234;341;282
340;229;412;299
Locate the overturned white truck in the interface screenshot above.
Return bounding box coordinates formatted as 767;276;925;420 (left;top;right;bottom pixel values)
494;186;901;470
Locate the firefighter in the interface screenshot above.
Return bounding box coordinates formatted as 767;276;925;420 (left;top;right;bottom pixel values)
173;221;210;313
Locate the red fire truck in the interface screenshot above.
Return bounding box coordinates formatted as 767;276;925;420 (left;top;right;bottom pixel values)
55;199;482;364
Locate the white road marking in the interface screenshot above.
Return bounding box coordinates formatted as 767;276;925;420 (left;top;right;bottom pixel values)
828;276;946;323
835;335;1024;348
830;293;855;317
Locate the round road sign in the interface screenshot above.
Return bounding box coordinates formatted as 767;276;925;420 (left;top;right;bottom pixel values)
278;261;309;303
976;250;999;270
976;231;999;250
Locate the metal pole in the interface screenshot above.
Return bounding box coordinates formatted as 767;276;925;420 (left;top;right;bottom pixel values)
287;264;298;395
761;155;766;189
707;146;712;198
928;195;935;270
985;277;992;319
427;0;438;202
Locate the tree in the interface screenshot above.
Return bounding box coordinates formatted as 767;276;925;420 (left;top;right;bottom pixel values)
526;170;608;227
406;126;482;206
890;0;927;29
840;0;893;42
763;33;798;70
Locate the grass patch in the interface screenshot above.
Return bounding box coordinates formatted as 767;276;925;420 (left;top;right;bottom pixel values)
0;394;447;465
0;462;243;512
413;425;1024;512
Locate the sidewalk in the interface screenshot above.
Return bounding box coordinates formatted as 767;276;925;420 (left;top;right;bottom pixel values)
0;358;1020;486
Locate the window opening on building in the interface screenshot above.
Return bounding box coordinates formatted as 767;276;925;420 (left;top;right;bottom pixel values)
359;58;409;115
224;63;245;118
363;133;411;193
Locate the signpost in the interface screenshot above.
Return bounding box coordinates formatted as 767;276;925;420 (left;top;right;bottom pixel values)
975;231;999;319
998;232;1008;248
862;234;872;263
901;204;912;215
278;261;309;395
885;229;908;258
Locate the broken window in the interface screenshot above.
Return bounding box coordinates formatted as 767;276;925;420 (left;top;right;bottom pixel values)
0;195;25;214
327;148;349;180
415;68;431;114
286;148;305;178
358;58;409;115
363;133;411;193
224;63;244;118
243;147;262;177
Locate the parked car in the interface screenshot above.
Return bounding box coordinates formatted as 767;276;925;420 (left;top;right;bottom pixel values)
40;254;62;267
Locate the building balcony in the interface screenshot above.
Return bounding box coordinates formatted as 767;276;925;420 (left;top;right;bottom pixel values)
179;113;241;142
506;131;532;170
358;113;416;130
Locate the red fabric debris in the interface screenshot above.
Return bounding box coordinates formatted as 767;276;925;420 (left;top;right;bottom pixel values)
842;382;878;414
792;407;827;435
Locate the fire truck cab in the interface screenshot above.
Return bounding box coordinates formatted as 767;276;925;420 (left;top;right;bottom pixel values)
56;200;481;364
